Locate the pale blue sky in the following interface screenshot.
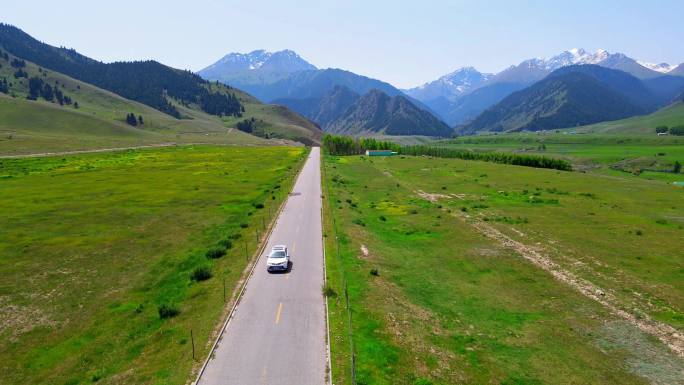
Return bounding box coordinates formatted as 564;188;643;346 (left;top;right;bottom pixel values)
3;0;683;88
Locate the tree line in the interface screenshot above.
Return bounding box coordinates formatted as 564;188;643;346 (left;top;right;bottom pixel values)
125;113;143;126
236;117;258;133
322;134;572;171
322;134;401;156
656;125;684;136
26;76;74;105
0;24;243;119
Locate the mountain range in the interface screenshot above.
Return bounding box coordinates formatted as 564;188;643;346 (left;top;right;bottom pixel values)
4;25;681;142
409;48;684;126
459;64;684;134
200;50;449;137
200;47;683;138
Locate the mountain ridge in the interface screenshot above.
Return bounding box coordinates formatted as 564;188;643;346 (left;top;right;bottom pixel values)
327;89;452;137
459;65;654;134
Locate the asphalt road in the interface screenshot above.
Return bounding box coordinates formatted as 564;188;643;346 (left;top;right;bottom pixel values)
198;147;327;385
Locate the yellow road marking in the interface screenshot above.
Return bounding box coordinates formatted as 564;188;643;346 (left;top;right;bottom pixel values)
275;302;283;324
260;366;267;384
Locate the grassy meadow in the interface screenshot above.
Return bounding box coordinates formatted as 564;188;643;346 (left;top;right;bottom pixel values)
322;153;683;385
440;134;684;183
0;145;307;384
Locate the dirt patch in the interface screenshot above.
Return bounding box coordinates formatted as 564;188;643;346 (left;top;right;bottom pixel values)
373;278;460;382
597;320;684;385
0;296;54;341
415;190;451;203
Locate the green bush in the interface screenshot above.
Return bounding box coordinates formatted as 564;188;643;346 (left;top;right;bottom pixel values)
253;202;264;209
158;304;180;319
218;239;233;249
190;266;213;281
322;284;337;298
206;247;226;259
655;125;669;134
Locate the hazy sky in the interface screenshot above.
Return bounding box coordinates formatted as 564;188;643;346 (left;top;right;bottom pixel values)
3;0;683;88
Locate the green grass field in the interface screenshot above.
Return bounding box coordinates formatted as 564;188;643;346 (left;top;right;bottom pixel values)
322;153;683;385
440;133;684;184
0;145;307;384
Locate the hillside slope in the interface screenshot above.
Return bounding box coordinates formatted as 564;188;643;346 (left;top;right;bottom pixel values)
575;102;684;134
327;90;452;136
0;24;321;146
460;71;646;134
459;66;661;134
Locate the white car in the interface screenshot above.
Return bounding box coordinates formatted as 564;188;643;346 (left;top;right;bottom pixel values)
266;245;290;272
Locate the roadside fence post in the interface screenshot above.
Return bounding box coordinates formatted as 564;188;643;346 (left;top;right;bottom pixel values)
191;329;195;360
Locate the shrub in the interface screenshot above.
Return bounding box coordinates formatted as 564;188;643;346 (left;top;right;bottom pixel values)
253;202;264;209
218;239;233;249
379;215;387;222
206;247;226;259
240;223;248;228
191;266;213;281
158;304;180;319
322;284;337;298
370;268;379;276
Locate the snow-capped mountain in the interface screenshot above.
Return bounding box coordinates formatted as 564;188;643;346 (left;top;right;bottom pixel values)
198;49;316;85
638;61;677;73
405;67;492;102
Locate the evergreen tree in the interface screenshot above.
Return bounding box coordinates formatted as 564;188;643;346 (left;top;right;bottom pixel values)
125;113;138;126
0;78;8;94
675;161;682;174
42;83;54;101
10;58;25;68
138;115;144;125
74;101;79;109
27;77;43;100
55;88;65;105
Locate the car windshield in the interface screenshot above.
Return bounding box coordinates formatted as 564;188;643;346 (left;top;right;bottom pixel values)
270;251;286;258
